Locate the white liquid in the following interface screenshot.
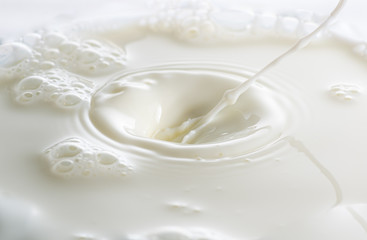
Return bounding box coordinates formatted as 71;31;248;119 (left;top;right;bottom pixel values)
1;1;367;240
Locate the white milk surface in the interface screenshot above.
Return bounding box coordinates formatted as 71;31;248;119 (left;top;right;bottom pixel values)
1;0;367;239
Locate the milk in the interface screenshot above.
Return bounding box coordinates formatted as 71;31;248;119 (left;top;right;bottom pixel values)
1;0;367;239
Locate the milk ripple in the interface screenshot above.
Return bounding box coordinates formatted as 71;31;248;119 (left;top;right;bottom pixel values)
43;138;133;178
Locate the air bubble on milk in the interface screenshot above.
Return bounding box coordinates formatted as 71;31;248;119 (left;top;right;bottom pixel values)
211;9;255;31
0;43;32;68
329;83;362;101
18;76;44;90
14;69;94;108
1;30;126;95
277;16;300;35
44;138;133;178
253;12;278;32
142;0;330;42
44;32;67;48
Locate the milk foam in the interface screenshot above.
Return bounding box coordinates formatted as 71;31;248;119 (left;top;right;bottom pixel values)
0;32;126;109
44;138;132;178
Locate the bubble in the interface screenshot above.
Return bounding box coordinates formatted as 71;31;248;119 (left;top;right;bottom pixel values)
77;49;100;64
54;160;74;173
54;143;82;158
278;16;300;35
255;13;278;30
57;93;83;107
212;9;255;31
329;83;362;101
44;32;66;47
83;40;103;48
97;152;118;165
18;76;44;90
59;41;79;54
17;91;36;103
43;48;60;59
40;61;55;70
0;43;32;68
22;33;42;47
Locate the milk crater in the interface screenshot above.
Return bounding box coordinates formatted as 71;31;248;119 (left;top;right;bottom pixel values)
88;63;303;159
43;138;133;178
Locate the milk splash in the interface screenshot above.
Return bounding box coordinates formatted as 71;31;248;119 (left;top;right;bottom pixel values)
155;0;346;144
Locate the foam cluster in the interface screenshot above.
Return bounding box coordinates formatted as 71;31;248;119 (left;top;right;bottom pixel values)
0;32;126;108
329;83;362;101
142;0;324;42
15;69;93;108
43;138;132;178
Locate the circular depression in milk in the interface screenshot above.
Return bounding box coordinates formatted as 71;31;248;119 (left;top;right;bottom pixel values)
88;63;304;159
